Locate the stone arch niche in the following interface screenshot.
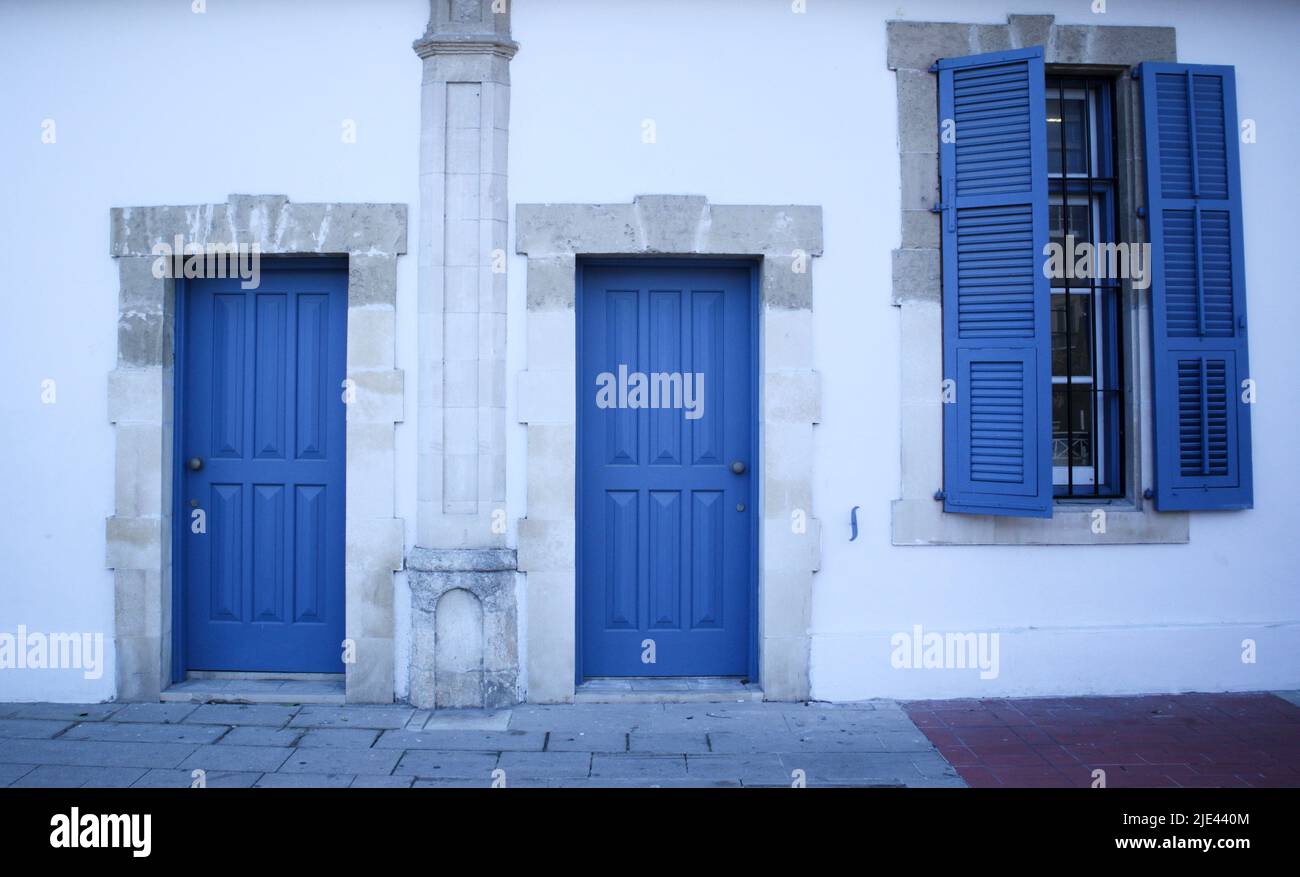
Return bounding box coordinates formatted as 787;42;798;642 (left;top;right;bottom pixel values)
434;589;483;706
408;548;518;709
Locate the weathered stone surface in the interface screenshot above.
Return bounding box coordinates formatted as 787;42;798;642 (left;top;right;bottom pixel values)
891;248;941;306
408;549;520;710
408;547;517;573
110;197;407;257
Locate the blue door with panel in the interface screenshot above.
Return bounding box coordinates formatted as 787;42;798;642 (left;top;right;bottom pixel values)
579;264;755;678
181;264;347;673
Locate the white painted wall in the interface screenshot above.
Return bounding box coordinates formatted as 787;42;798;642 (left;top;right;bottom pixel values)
0;0;427;701
507;0;1300;700
1;0;1295;702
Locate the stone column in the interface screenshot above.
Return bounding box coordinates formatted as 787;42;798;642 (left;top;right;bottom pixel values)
409;0;520;709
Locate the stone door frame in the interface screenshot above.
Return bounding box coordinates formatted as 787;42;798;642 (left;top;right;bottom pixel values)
515;195;823;702
106;194;407;703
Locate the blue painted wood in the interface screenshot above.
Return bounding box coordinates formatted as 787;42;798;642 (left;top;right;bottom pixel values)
1140;62;1253;510
938;46;1053;517
181;265;347;672
578;264;754;678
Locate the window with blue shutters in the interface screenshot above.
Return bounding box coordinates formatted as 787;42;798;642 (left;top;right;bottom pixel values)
936;50;1253;518
1140;63;1253;510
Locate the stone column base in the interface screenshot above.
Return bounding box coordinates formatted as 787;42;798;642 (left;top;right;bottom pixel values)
407;548;519;709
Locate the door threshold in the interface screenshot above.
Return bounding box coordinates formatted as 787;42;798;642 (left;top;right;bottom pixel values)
161;674;345;705
575;677;762;704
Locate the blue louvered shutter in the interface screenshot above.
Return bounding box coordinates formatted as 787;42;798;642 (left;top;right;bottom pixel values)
937;48;1052;518
1140;63;1253;510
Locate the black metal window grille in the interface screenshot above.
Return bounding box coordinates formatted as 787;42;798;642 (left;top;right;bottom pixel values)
1047;75;1125;499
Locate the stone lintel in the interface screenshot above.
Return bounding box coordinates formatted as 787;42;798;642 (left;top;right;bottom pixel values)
407;547;518;573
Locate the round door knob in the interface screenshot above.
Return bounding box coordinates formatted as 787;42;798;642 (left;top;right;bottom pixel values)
188;457;204;472
731;460;746;475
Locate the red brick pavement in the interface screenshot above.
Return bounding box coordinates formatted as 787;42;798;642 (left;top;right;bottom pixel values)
902;692;1300;788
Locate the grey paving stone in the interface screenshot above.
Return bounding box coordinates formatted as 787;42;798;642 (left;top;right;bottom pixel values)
660;702;786;720
373;729;544;751
549;777;742;788
782;731;901;752
421;709;512;731
507;703;664;732
11;765;147;788
590;754;688;780
0;719;74;739
296;728;380;748
546;730;627;752
289;706;413;730
111;703;201;724
180;744;293;773
0;739;195;769
13;703;123;722
256;772;354;788
411;777;513;788
686;753;789;786
351;774;415;788
278;747;401;775
62;721;227;745
132;768;261;788
184;704;299;727
709;729;932;754
393;750;499;779
496;751;592;779
405;710;433;730
649;704;793;733
628;732;712;754
776;752;924;785
706;731;798;754
0;699;949;789
218;726;303;747
0;764;35;785
785;705;919;733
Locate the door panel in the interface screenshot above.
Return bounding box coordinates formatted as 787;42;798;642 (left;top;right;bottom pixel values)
182;267;347;673
580;265;754;678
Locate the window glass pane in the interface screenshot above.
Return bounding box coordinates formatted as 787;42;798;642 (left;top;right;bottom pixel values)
1051;293;1092;376
1047;97;1088;175
1047;76;1120;497
1049;201;1091;250
1052;385;1094;468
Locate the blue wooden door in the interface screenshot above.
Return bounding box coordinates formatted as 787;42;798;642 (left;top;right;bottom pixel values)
181;265;347;673
579;264;755;678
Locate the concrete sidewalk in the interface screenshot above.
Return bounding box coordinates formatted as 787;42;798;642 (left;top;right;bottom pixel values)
3;692;1296;788
0;700;962;788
